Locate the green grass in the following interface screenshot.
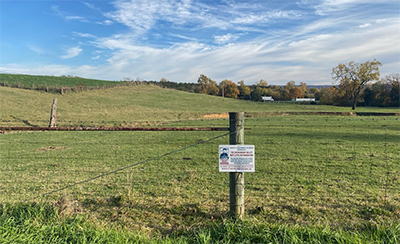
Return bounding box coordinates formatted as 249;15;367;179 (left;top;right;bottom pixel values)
0;73;124;89
1;203;399;243
1;115;399;242
0;203;155;243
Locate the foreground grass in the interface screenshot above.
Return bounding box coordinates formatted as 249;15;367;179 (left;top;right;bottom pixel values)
1;203;399;243
1;115;399;243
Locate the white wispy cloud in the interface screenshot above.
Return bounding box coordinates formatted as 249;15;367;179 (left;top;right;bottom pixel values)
359;23;371;28
376;19;388;23
82;1;97;10
214;33;240;44
52;5;88;22
97;20;113;25
60;46;82;59
105;0;303;35
105;0;161;32
302;0;397;16
27;44;46;54
231;14;268;25
66;16;88;22
73;32;97;39
310;0;367;15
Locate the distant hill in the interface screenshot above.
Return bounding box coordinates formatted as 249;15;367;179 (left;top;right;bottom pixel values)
0;73;122;87
308;85;333;89
0;73;203;95
0;73;131;93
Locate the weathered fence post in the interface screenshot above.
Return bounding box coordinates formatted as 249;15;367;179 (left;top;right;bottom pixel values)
49;99;57;128
229;112;245;219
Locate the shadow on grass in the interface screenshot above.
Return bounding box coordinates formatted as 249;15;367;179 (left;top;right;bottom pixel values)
263;130;400;143
80;195;227;234
10;115;39;127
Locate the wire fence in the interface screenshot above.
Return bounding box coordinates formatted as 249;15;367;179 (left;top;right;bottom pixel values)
1;115;399;224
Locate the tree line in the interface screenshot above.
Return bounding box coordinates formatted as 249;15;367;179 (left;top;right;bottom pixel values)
148;60;398;109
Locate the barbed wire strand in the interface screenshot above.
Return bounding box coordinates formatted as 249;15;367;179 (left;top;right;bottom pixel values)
22;131;232;203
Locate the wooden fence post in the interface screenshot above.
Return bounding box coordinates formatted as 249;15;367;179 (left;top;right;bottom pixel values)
229;112;245;219
49;99;57;128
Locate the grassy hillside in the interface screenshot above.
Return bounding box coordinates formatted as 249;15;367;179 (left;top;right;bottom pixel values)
0;73;122;88
1;85;398;127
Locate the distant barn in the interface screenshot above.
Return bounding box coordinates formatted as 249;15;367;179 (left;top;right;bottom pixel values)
262;96;274;102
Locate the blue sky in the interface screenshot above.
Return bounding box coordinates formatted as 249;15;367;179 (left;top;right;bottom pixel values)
0;0;399;85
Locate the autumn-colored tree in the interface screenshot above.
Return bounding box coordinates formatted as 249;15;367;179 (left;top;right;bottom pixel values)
196;74;219;95
238;80;251;100
283;81;305;99
284;81;295;90
219;79;240;98
299;82;308;96
268;85;284;101
268;89;282;101
332;59;382;110
319;86;343;105
283;81;294;99
257;79;268;87
289;87;304;99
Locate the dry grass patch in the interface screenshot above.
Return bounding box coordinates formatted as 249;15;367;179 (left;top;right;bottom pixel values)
202;113;229;119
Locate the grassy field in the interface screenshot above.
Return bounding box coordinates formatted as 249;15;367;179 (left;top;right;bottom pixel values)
1;85;399;127
1;84;399;243
1;115;399;243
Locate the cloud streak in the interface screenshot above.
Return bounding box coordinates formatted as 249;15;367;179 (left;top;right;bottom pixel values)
106;0;302;34
60;46;82;59
52;5;89;23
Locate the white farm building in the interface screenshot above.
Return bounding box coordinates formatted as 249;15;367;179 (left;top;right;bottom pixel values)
295;98;316;102
261;96;274;102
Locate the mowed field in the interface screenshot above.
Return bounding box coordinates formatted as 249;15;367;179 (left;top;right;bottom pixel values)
1;85;398;127
0;84;399;243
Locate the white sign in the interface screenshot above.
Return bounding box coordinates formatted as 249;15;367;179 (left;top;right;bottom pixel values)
219;145;255;172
